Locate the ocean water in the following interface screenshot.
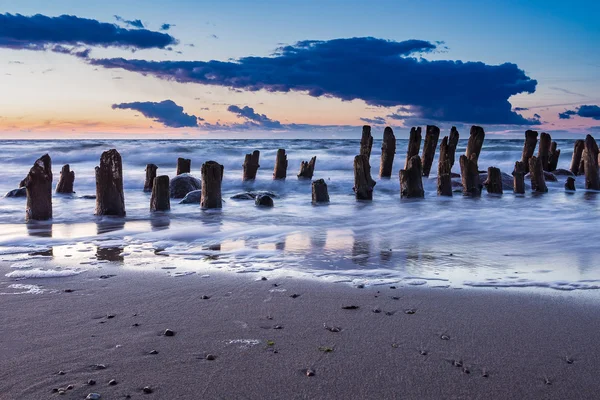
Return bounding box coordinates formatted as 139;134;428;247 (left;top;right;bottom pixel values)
1;138;599;293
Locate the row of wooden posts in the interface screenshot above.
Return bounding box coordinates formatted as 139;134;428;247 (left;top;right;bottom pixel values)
18;126;600;221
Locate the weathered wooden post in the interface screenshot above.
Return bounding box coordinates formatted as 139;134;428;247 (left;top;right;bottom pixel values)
565;176;576;191
273;149;287;180
420;125;440;178
24;154;52;221
548;142;560;172
583;135;599;190
466;125;485;163
405;127;422;168
520;130;538;173
201;161;224;209
439;127;459;172
528;156;548;193
485;167;503;194
513;161;526;194
144;164;158;192
437;157;452;196
379;127;396;178
95;149;126;216
176;158;191;175
570;139;585;175
150;175;170;211
459;154;481;196
360;125;373;160
538;132;552;171
298;156;317;179
400;155;424;198
55;164;74;194
353;154;375;200
243;150;260;181
312;179;330;203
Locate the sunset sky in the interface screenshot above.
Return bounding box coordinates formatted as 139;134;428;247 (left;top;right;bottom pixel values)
0;0;599;138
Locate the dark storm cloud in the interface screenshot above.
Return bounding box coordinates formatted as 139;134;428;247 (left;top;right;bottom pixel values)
559;105;600;120
227;105;283;129
112;100;201;128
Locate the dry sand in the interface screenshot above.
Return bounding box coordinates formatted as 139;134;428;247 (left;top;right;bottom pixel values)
1;269;599;399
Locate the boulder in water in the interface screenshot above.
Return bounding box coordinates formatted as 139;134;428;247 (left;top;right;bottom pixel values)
525;171;557;182
179;190;202;204
255;194;274;207
4;187;26;198
552;168;574;177
169;173;201;199
478;171;514;191
231;191;278;200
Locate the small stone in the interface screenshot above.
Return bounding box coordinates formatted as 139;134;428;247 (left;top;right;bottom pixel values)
463;367;470;374
163;329;175;336
149;350;159;355
290;294;300;299
57;370;66;375
206;354;216;361
390;286;396;289
88;380;96;386
420;350;428;356
440;334;450;340
306;369;315;377
91;364;107;370
356;284;365;289
125;396;131;399
64;289;74;293
86;394;101;400
372;308;381;313
273;325;283;330
106;314;115;319
260;277;267;281
404;309;416;314
52;388;59;393
341;305;359;310
143;386;153;394
58;389;66;395
453;360;463;367
66;385;74;390
385;311;395;316
133;323;140;327
108;379;117;386
201;295;210;300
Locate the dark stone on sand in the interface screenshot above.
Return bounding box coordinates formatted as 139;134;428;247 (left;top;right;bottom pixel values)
133;323;140;327
290;294;300;298
88;380;96;386
85;394;101;400
149;350;158;355
255;194;274;207
4;187;26;197
99;275;116;279
324;324;342;332
66;385;74;390
169;173;201;199
372;308;381;313
206;354;216;361
390;286;396;289
178;189;201;204
108;379;117;386
273;325;283;329
404;309;416;314
341;305;359;310
58;371;66;375
260;276;267;281
143;387;153;394
356;284;365;289
107;314;115;319
201;295;210;300
64;289;74;293
440;334;450;340
164;329;175;336
306;369;316;377
91;364;107;370
231;191;278;200
420;350;428;356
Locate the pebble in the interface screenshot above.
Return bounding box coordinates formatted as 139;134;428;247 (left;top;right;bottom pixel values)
143;386;153;394
106;314;115;319
86;394;101;400
341;305;359;310
58;389;66;395
57;370;66;375
260;277;268;281
206;354;216;361
420;350;428;356
88;380;96;386
273;325;284;330
404;309;416;314
108;379;118;386
201;295;211;300
356;284;365;289
66;385;74;390
64;289;74;293
372;308;381;313
149;350;159;355
164;329;175;336
133;323;140;327
290;294;300;298
390;286;396;289
91;364;107;370
441;334;450;340
306;369;315;377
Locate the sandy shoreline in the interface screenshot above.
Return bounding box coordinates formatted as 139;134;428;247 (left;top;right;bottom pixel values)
1;268;599;399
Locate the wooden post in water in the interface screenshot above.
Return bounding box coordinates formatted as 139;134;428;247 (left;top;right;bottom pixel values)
528;156;548;193
437;156;452;196
150;175;170;211
242;150;260;181
421;125;440;178
400;155;424;198
459;154;481;196
405;127;422;168
176;158;191;175
379;127;396;178
548;142;560;172
583;135;600;190
485;167;503;194
55;164;74;194
570;139;584;175
298;156;317;179
201;161;224;209
520;130;538;174
95;149;126;216
273;149;287;180
513;161;525;194
24;154;52;221
144;164;158;192
565;176;576;191
538;132;552;171
466;126;485;163
312;179;330;203
360;125;373;160
353;154;375;200
439;126;460;171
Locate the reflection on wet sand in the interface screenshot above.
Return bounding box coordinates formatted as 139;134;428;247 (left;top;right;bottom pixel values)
26;222;53;238
150;213;171;231
96;219;125;262
96;246;124;262
351;235;370;267
96;218;125;235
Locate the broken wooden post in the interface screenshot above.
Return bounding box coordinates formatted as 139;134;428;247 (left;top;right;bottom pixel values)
521;130;538;173
583;135;600;190
201;161;224;209
528;156;548;193
242;150;260;181
312;179;330;203
24;154;52;221
353;154;375;200
459;154;481;196
150;175;170;211
466;125;485;163
176;158;191;175
421;125;440;178
439;127;460;173
405;127;422;168
570;140;585;175
538;132;552;171
400;155;424;198
513;161;525;194
298;156;317;179
360;125;373;160
273;149;288;180
437;157;452;196
95;149;125;216
548;142;560;172
144;164;158;192
485;167;503;194
379;127;396;178
55;164;74;194
565;176;576;191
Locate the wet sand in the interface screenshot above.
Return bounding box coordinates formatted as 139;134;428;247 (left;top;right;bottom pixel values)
1;269;599;399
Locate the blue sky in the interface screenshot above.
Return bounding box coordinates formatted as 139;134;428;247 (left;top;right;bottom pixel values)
0;0;598;138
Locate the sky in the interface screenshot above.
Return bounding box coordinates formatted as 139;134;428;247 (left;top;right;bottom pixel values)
0;0;599;139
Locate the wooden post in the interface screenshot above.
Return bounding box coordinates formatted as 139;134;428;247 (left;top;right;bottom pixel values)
144;164;158;192
565;176;576;191
466;125;485;163
150;175;170;211
459;154;481;196
538;132;552;171
570;139;585;175
548;142;560;172
513;161;525;194
201;161;224;209
437;158;452;196
242;150;260;181
521;130;538;173
273;149;288;180
485;167;503;194
298;156;317;179
55;164;74;194
583;135;600;190
360;125;373;160
400;155;424;198
439;127;460;173
312;179;330;203
405;127;422;169
24;154;52;221
421;125;440;178
176;158;191;175
379;127;396;178
353;154;376;200
528;156;548;193
95;149;125;216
